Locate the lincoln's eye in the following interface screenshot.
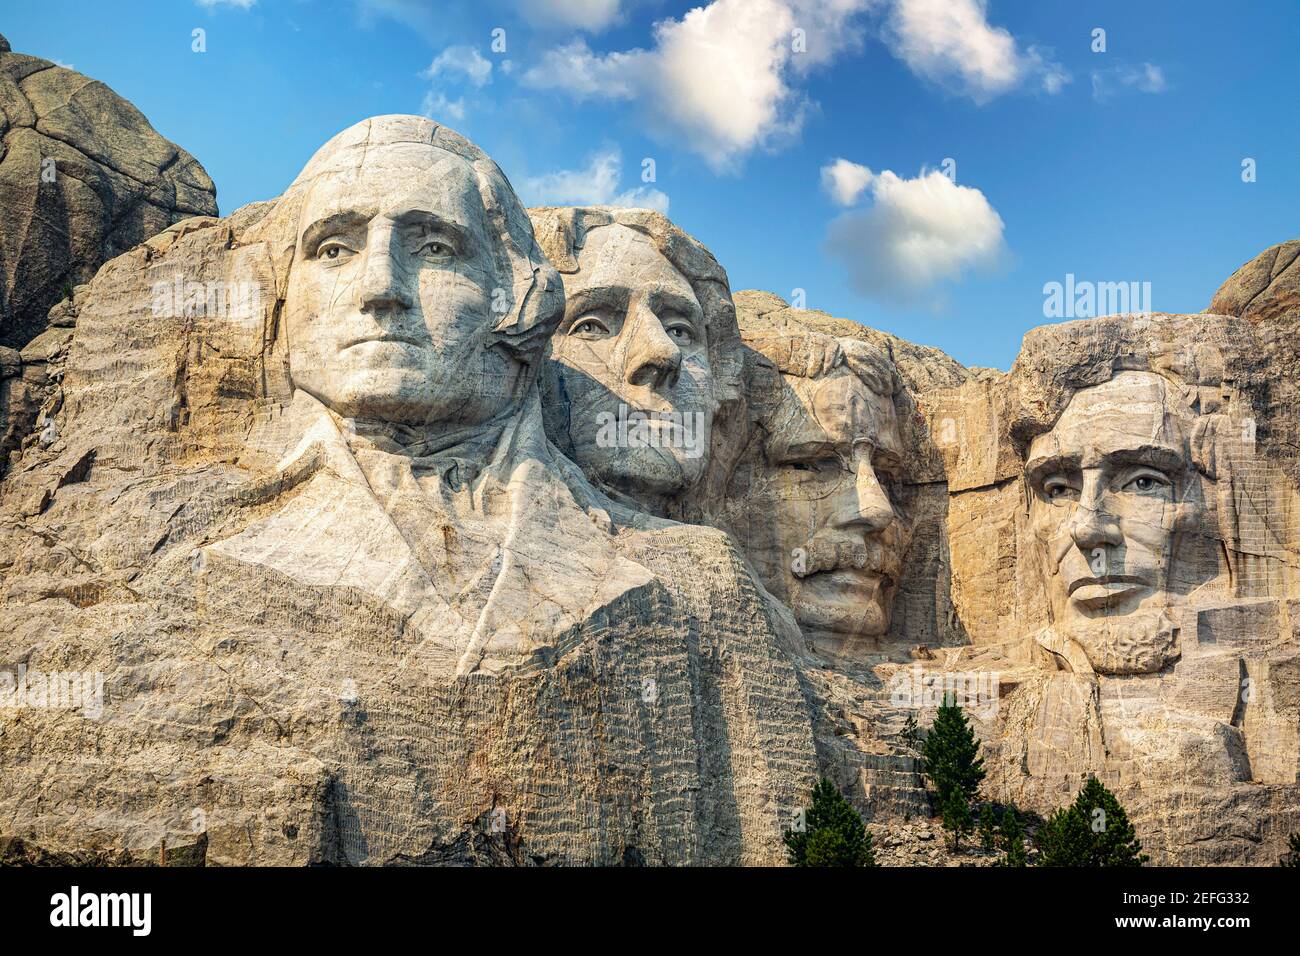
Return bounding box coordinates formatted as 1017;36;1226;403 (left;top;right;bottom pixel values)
664;322;695;344
420;239;453;258
1043;479;1077;501
1134;476;1154;491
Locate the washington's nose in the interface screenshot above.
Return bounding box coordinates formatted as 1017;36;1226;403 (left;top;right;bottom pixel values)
832;454;895;533
623;301;681;390
355;228;412;315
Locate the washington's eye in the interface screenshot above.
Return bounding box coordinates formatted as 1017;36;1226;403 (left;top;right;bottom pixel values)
785;456;837;475
570;316;611;339
418;238;455;259
316;239;355;261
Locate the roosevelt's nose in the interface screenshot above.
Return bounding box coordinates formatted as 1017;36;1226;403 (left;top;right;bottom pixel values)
355;225;413;315
831;452;895;534
622;300;681;390
1068;477;1123;552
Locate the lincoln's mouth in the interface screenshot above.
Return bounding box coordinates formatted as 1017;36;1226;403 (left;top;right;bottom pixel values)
342;334;424;350
1067;574;1149;608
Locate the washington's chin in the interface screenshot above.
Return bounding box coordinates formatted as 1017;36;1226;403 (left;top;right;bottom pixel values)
585;446;703;497
301;371;511;427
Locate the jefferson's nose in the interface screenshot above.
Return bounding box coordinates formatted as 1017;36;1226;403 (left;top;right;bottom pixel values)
355;226;412;314
623;301;681;390
831;452;894;533
1069;477;1122;552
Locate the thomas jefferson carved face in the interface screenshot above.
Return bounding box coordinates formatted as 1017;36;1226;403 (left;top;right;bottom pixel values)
285;143;523;426
547;224;715;500
738;351;908;645
1026;372;1201;644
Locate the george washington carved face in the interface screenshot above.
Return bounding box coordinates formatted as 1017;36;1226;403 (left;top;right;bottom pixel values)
285;143;524;427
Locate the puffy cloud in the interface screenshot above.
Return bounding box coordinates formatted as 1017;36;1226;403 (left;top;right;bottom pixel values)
820;158;875;207
883;0;1068;101
824;167;1006;301
521;148;669;213
522;0;873;172
420;91;467;124
423;45;493;88
517;0;625;33
1091;62;1168;101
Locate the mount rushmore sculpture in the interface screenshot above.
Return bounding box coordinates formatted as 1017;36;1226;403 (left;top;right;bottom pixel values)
1;114;1297;865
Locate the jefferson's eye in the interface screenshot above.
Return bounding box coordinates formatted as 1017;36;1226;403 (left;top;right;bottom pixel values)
570;317;611;339
664;323;696;345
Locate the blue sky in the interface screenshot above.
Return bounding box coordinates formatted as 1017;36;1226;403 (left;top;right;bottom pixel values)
5;0;1298;368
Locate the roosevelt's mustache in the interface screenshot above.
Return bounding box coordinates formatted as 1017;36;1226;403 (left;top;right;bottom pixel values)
795;536;899;581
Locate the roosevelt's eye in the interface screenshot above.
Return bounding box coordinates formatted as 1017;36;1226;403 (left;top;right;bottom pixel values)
316;239;356;261
570;316;611;339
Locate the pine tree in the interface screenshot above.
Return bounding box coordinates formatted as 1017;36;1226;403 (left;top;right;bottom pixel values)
940;791;974;851
978;803;999;850
784;778;876;867
1280;832;1300;867
997;808;1029;867
1035;775;1148;866
921;694;985;847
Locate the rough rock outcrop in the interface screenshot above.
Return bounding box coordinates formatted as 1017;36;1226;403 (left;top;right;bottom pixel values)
0;117;818;866
0;32;218;350
1208;238;1300;323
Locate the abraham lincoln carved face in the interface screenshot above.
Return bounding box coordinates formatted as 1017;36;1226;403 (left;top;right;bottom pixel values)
1026;371;1206;671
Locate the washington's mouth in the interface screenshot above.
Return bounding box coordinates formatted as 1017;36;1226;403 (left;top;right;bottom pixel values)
1067;574;1149;608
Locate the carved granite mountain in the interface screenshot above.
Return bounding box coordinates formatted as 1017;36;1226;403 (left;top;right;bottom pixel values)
1208;238;1300;323
0;32;218;350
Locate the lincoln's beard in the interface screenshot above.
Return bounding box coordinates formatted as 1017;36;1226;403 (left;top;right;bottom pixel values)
1051;607;1181;675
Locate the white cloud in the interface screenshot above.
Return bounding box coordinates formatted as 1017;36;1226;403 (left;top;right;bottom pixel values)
516;0;625;33
824;167;1006;301
521;148;670;213
1091;62;1168;101
423;45;493;88
883;0;1068;101
421;91;467;124
196;0;256;8
821;158;875;207
522;0;873;172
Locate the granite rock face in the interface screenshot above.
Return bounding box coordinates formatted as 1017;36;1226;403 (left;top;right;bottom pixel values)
0;117;818;865
1209;238;1300;323
733;290;1300;865
0;92;1296;866
0;33;218;350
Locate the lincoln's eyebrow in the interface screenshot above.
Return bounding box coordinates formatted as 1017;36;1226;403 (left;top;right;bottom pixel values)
1025;452;1080;486
300;210;371;254
1099;445;1189;476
